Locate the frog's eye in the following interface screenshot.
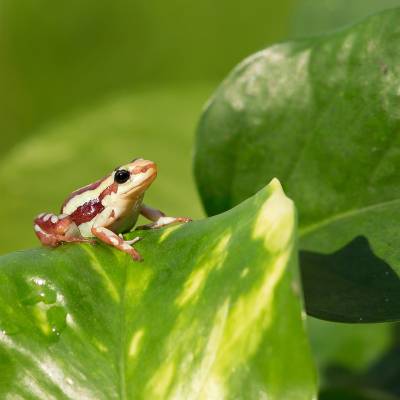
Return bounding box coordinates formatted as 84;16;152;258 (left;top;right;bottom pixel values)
114;169;130;184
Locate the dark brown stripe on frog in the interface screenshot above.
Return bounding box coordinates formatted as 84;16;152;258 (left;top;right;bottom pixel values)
69;182;118;225
70;199;105;225
99;182;118;201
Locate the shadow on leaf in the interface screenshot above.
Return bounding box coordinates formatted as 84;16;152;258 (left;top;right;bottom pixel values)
301;236;400;323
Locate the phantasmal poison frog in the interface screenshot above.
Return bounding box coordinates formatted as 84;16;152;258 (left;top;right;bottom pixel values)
33;158;191;261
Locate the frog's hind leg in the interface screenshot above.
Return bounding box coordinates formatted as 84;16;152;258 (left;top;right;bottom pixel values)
34;213;94;247
136;204;192;230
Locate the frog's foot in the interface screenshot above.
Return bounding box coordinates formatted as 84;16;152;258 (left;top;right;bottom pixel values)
118;234;142;245
34;212;93;247
136;216;192;230
126;237;142;245
92;227;143;261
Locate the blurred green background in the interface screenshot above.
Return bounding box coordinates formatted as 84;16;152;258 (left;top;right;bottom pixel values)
1;0;400;396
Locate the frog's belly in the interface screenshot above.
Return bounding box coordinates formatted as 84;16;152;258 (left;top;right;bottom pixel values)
77;220;96;238
77;210;140;238
108;213;139;234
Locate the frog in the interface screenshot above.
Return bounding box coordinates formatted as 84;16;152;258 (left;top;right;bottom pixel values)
33;158;191;261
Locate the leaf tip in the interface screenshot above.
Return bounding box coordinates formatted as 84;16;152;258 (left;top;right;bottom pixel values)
253;178;296;253
268;177;283;191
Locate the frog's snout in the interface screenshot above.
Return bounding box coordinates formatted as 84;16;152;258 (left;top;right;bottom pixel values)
132;160;157;176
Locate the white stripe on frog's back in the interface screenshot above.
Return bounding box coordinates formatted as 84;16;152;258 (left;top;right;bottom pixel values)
62;175;113;215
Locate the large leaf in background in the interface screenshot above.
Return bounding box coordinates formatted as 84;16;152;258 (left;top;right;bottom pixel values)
307;317;400;399
194;9;400;322
291;0;400;37
0;180;316;399
307;318;392;374
314;336;400;400
0;85;212;254
319;388;399;400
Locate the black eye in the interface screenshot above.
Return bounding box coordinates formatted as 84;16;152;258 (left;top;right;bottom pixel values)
114;169;130;184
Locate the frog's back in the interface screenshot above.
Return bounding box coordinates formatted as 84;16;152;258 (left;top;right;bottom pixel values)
61;175;112;215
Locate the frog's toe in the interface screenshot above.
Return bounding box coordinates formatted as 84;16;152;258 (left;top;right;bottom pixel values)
131;252;143;262
125;237;142;245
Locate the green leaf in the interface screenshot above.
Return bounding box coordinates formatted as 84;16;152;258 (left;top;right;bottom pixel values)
194;9;400;322
319;387;400;400
0;180;316;399
307;318;395;398
291;0;400;37
307;318;392;373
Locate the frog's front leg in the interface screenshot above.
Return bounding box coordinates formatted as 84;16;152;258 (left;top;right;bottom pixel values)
91;208;142;261
91;227;142;261
135;204;192;230
34;213;94;247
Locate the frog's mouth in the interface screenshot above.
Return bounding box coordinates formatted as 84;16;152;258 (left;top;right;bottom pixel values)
122;161;157;197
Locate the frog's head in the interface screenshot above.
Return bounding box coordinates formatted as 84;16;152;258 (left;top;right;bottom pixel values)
113;158;157;198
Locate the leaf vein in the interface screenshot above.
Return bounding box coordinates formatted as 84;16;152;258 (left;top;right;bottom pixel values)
299;197;400;237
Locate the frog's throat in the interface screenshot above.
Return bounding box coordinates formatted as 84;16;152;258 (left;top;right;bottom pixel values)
121;173;156;198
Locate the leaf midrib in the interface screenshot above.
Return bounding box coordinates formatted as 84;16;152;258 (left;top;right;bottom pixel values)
299;197;400;238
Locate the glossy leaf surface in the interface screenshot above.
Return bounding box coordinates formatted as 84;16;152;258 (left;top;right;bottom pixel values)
0;181;316;399
291;0;400;37
194;9;400;322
